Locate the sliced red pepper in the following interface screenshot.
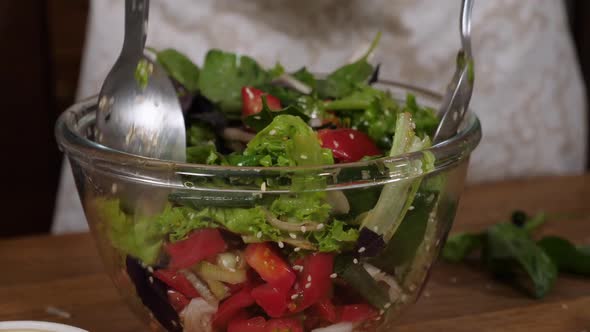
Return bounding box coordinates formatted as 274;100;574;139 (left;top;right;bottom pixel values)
229;317;267;332
212;288;256;330
245;243;296;291
339;303;379;322
318;128;381;162
288;253;334;313
241;86;282;118
164;228;227;269
153;269;200;298
266;318;304;332
228;312;267;332
166;289;190;312
251;283;289;318
311;298;339;323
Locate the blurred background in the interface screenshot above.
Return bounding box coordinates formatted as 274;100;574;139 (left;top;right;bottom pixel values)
0;0;588;238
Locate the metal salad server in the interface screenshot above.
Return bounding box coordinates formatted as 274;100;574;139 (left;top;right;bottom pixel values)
433;0;475;144
96;0;186;162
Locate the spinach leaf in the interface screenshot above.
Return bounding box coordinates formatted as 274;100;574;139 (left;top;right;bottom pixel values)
579;246;590;256
483;223;557;298
523;212;547;233
292;67;317;90
243;97;310;132
442;232;484;263
198;49;271;113
153;49;200;92
316;32;381;98
538;236;590;276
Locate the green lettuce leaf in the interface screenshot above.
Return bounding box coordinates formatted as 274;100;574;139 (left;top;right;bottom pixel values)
312;219;359;252
242;114;333;167
93;198;163;264
270;192;332;223
156;205;218;242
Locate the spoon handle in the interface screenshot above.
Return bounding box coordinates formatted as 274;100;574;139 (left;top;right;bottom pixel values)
121;0;150;58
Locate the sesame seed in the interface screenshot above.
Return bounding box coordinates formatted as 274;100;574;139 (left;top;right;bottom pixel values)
300;154;308;160
408;205;415;211
148;276;154;283
330;273;337;279
316;223;325;230
373;226;379;232
409;284;417;292
353;258;359;264
349;133;355;140
278;241;284;248
379;310;384;315
384;302;391;309
289;233;297;239
334;141;340;148
293;265;303;271
300;226;307;233
424;291;431;298
358;247;366;253
291;294;299;300
235;256;240;262
294;247;301;252
171;320;178;327
261;182;267;192
305;283;311;289
254;116;261;120
561;303;569;310
269;129;277;136
147;266;154;273
111;183;118;194
307;275;312;282
256;231;262;239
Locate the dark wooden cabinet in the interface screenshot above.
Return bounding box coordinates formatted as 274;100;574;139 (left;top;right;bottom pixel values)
0;1;88;237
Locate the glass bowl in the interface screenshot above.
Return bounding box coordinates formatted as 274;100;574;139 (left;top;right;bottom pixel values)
55;81;481;332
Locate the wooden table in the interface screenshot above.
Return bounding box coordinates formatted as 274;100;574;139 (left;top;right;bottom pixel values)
1;175;589;331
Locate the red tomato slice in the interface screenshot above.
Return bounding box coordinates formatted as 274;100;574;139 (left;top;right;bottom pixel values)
164;228;227;269
241;86;282;117
288;253;334;313
266;318;304;332
212;288;256;330
339;303;379;322
166;289;190;312
153;269;200;298
245;243;296;291
317;128;381;162
228;314;267;332
251;283;289;318
311;298;339;323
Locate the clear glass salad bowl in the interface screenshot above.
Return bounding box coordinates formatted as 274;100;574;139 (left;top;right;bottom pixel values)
56;81;481;332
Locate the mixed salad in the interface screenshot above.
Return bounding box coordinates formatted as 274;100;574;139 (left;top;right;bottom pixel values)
92;34;448;332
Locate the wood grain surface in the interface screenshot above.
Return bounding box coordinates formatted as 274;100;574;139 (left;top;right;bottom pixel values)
1;175;589;331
